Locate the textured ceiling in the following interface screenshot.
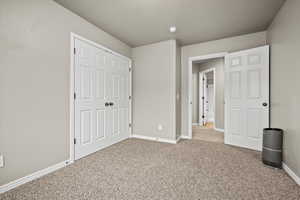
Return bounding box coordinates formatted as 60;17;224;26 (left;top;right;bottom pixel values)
54;0;285;47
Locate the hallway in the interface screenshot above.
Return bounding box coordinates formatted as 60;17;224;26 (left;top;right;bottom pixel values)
192;125;224;143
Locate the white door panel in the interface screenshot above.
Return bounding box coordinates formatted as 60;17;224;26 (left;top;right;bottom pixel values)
95;108;105;140
74;38;130;160
225;46;269;151
80;108;93;145
95;69;105;99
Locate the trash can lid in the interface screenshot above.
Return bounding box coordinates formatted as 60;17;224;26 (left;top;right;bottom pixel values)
263;128;283;132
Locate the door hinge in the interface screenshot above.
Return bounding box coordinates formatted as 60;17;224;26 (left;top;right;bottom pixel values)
202;96;204;100
129;123;132;128
129;68;132;72
129;96;132;100
74;48;76;55
74;138;77;144
74;93;77;100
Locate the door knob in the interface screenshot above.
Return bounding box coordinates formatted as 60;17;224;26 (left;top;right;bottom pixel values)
105;102;109;107
262;102;268;107
109;102;114;106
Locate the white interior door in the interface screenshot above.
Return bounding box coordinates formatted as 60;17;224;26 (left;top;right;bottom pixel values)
225;46;269;151
74;38;130;160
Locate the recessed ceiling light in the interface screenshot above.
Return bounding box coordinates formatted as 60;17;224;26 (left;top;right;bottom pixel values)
169;26;176;33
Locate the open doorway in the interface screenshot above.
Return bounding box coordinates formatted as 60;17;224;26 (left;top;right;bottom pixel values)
189;53;227;143
188;47;269;150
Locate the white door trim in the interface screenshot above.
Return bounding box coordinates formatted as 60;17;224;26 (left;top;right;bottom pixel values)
198;68;216;127
69;33;132;163
188;52;228;139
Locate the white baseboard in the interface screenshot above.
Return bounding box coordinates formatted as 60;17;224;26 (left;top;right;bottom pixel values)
283;163;300;186
180;135;192;140
0;160;70;194
214;128;224;132
130;134;178;144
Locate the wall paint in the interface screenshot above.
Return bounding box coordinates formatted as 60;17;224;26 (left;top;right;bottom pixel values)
267;0;300;178
0;0;131;185
192;58;224;129
192;66;199;124
176;42;182;139
181;31;267;137
132;40;178;141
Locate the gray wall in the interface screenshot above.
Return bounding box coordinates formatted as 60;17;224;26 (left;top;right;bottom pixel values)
176;42;182;139
132;40;178;141
0;0;131;185
181;31;267;137
192;64;200;124
267;0;300;178
192;58;224;129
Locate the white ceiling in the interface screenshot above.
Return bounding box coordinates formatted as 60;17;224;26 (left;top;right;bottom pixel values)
54;0;285;47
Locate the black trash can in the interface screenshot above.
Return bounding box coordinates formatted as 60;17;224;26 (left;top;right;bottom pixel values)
262;128;283;168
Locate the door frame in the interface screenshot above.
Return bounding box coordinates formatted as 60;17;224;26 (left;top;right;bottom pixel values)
199;68;216;127
188;52;227;139
69;33;132;163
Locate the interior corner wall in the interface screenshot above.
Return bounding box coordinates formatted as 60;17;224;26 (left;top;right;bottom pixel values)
192;58;224;129
132;40;177;141
192;63;200;124
176;42;182;139
0;0;131;186
267;0;300;178
181;31;267;137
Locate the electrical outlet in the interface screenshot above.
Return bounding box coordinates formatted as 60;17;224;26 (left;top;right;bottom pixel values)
0;155;4;168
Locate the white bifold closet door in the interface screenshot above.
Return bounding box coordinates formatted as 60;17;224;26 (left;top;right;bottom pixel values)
74;38;130;160
225;46;269;151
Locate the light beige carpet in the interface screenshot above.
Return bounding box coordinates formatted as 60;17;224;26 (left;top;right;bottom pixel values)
1;139;299;200
193;125;224;143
